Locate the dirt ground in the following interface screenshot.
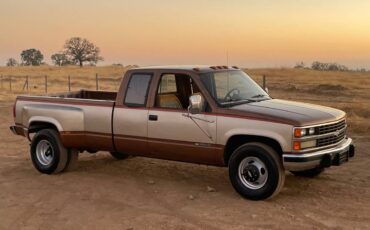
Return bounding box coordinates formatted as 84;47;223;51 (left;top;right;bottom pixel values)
1;67;370;229
1;103;370;230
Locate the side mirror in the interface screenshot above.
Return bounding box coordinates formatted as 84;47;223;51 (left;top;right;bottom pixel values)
264;87;269;93
188;94;205;114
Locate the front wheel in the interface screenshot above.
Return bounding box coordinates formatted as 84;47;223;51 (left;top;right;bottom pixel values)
228;142;285;200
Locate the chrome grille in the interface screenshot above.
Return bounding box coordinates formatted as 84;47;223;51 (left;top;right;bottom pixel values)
317;129;346;147
318;120;346;135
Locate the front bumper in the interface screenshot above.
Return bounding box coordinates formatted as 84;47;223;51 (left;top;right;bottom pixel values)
10;125;28;137
283;138;354;171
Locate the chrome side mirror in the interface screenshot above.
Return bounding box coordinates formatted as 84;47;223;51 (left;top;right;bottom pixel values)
188;94;205;114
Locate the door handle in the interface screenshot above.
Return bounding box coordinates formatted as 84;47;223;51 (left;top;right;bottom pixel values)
148;114;158;121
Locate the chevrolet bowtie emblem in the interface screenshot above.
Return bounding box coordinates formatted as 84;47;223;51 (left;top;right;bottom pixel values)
333;130;341;136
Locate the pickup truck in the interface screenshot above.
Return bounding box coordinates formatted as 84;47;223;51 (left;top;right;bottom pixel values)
10;66;355;200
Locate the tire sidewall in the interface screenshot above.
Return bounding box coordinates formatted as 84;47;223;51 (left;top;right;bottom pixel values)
110;151;129;160
229;143;281;200
31;130;61;174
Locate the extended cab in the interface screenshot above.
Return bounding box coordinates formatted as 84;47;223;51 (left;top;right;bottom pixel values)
10;66;355;200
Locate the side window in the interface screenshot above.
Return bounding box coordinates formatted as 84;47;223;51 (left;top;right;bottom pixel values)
155;73;205;110
158;74;177;94
156;74;182;109
124;74;152;107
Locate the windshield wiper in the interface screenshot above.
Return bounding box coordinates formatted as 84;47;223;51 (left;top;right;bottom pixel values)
249;94;271;102
221;99;257;107
251;94;267;98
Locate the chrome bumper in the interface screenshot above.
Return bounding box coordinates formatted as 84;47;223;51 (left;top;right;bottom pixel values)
9;125;28;138
10;126;17;135
283;138;354;171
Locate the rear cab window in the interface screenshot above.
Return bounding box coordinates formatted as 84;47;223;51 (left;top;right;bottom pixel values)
124;73;152;107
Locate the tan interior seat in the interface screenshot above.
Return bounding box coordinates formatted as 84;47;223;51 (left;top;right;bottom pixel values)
156;94;183;109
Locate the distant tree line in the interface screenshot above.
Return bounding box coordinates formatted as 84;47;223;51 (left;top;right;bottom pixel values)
5;37;103;67
311;61;349;71
6;48;44;67
294;61;367;72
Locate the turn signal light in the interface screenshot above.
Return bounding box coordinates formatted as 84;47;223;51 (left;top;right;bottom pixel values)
293;141;301;150
294;128;303;137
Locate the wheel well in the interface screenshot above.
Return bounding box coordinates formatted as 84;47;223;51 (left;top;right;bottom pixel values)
28;121;59;134
224;135;283;165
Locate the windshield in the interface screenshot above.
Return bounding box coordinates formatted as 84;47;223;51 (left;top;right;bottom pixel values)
200;70;270;106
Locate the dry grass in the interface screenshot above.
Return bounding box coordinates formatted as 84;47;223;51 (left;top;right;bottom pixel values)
0;66;128;100
247;68;370;135
1;66;369;134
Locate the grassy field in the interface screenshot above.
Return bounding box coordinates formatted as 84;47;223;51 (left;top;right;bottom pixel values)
247;68;370;135
0;66;369;134
0;66;128;100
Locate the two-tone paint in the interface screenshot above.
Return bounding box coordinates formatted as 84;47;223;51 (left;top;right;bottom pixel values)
10;66;353;170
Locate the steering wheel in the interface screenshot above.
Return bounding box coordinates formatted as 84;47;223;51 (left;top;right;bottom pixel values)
224;88;240;102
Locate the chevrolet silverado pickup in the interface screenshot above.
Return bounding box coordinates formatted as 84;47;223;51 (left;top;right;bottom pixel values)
10;66;355;200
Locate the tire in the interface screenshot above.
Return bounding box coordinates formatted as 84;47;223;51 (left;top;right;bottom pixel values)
30;129;68;174
63;149;79;172
228;142;285;200
290;167;324;177
110;151;129;160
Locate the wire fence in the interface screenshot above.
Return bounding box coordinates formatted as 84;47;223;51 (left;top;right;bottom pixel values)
0;73;269;96
0;74;123;95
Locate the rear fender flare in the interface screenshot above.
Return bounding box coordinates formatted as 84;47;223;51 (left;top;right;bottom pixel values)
28;116;64;132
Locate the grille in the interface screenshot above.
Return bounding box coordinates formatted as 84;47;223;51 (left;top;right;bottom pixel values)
317;129;346;147
318;119;346;135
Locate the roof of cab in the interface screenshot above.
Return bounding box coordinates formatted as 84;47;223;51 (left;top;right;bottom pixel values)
130;65;240;73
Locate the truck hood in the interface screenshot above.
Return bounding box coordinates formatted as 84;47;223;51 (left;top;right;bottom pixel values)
228;99;345;126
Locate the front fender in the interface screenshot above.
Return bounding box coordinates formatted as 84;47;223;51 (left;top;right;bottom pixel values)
223;128;290;152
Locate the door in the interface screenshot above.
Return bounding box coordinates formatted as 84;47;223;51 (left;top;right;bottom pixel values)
113;73;152;155
147;73;221;165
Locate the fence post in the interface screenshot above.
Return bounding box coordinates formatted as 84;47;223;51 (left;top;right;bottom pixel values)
96;73;99;90
9;76;12;92
68;75;71;92
22;77;27;92
27;75;29;94
262;75;266;90
45;75;48;94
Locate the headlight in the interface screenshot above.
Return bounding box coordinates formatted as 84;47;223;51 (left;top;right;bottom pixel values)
294;127;316;137
294;128;305;137
308;127;315;135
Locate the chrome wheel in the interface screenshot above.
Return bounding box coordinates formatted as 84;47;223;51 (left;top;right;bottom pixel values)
36;140;54;166
238;156;268;190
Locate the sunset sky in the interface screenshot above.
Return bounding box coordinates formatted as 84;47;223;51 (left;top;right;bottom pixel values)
1;0;370;68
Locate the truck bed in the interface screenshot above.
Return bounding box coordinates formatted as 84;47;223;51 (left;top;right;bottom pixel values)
49;90;117;101
14;90;117;151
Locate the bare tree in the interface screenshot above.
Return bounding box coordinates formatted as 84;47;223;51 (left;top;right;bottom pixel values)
63;37;103;67
20;49;44;66
6;58;18;67
51;53;74;66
